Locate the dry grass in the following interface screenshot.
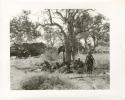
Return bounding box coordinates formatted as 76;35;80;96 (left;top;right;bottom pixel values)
10;53;110;90
21;73;77;90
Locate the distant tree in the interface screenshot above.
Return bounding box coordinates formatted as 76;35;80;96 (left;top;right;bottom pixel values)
10;10;41;44
75;13;110;49
43;26;64;47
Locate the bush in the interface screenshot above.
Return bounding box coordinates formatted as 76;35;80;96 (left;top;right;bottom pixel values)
21;74;76;90
45;49;58;61
58;66;69;73
98;40;109;46
10;42;46;57
23;42;46;56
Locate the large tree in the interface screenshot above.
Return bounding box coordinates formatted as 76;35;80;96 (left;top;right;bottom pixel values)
39;9;82;63
38;9;109;63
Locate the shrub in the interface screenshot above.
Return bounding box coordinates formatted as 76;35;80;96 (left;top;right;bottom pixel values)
58;66;69;73
10;42;46;57
45;49;58;61
21;74;76;90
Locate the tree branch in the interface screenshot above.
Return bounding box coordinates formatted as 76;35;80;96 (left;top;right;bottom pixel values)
47;9;67;38
52;22;67;38
48;9;53;24
56;10;66;22
66;9;68;19
73;9;79;18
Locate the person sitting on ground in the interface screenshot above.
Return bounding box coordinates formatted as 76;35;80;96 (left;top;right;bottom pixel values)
44;60;51;70
73;60;78;70
85;50;95;74
56;62;60;69
60;62;65;67
77;58;84;68
77;58;81;64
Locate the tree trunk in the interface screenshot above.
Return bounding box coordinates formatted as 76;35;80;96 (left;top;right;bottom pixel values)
93;37;96;51
63;51;65;63
71;34;76;62
85;39;88;53
64;37;71;64
93;36;98;51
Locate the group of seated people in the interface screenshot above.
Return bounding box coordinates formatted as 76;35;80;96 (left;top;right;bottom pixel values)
40;51;95;74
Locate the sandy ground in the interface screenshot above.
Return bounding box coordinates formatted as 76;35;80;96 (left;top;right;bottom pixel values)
11;66;109;90
10;54;110;90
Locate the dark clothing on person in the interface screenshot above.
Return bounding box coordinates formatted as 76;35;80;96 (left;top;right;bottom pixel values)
85;54;95;73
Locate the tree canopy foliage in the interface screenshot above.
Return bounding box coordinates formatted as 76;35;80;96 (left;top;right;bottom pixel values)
10;10;41;43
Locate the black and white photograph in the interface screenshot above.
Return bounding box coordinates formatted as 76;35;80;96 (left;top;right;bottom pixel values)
1;0;125;99
10;9;110;90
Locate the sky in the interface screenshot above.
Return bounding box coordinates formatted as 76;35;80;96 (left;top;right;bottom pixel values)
8;0;111;19
10;9;110;19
